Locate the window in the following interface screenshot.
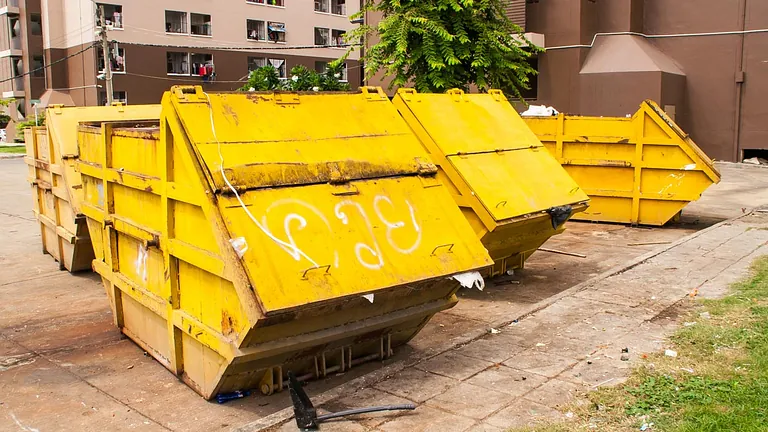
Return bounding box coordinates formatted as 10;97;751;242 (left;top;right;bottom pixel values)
99;91;127;106
11;56;22;77
314;27;329;46
190;13;211;36
267;21;285;42
340;63;348;82
190;53;213;76
97;4;123;29
9;17;20;38
247;19;266;41
315;0;329;13
268;58;286;78
331;29;345;46
29;13;42;35
315;0;345;14
98;46;126;73
331;0;346;15
31;55;44;77
165;10;187;34
247;0;283;5
167;51;189;75
248;57;266;71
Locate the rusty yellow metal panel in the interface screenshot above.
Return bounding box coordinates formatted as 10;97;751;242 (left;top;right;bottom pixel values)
23;104;161;271
76;86;492;400
524;100;721;225
393;89;590;276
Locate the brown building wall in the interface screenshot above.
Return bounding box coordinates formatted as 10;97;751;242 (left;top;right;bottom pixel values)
737;0;768;157
528;0;768;162
579;71;660;117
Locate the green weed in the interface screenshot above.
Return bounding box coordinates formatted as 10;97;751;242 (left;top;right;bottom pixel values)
509;256;768;432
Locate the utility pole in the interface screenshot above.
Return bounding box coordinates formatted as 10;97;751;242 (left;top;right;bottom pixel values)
98;5;113;105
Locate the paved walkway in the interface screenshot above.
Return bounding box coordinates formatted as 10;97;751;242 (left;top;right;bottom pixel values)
252;210;768;432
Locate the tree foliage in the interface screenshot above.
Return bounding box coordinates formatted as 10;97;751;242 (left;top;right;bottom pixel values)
15;112;45;142
240;63;350;92
347;0;542;100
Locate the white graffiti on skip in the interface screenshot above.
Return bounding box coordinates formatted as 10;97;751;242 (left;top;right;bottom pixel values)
335;200;385;270
261;195;422;270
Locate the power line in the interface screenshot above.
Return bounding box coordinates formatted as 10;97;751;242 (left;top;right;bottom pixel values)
124;71;251;84
121;41;361;51
0;43;97;86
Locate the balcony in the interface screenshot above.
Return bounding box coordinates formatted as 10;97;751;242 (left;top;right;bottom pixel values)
1;57;25;98
0;0;19;15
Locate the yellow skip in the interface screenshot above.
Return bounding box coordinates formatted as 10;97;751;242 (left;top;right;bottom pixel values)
76;86;492;399
525;100;721;225
393;88;590;276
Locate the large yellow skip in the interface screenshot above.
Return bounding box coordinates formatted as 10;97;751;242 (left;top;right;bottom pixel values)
393;89;590;276
76;86;492;399
525;100;721;225
24;104;161;271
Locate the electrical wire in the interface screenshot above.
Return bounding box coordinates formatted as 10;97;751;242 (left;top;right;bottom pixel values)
202;91;320;268
546;28;768;51
124;72;251;84
123;41;361;51
46;23;96;48
0;43;97;85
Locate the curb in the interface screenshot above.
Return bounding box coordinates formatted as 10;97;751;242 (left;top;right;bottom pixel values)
0;154;25;160
233;211;754;432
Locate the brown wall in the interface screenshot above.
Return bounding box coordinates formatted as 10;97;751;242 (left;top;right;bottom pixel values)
736;0;768;156
579;71;661;117
528;0;768;162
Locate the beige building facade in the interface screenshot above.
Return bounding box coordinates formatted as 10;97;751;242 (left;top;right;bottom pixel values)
2;0;360;112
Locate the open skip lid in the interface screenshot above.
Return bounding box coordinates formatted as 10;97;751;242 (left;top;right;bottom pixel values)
393;88;590;225
168;86;493;314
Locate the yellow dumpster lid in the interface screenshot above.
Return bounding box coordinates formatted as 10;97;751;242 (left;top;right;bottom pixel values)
169;86;436;192
166;86;492;314
394;89;589;222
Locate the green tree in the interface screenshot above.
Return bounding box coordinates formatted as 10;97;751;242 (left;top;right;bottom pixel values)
240;64;350;92
15;112;45;138
347;0;541;100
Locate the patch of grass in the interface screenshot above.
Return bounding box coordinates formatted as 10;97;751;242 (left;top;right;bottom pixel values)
0;145;25;154
510;256;768;432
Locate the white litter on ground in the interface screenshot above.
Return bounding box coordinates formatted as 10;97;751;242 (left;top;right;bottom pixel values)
450;271;485;291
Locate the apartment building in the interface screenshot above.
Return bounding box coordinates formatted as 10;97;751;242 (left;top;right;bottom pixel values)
0;0;359;113
0;0;44;121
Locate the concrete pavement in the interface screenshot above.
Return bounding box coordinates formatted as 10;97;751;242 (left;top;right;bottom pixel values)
257;209;768;432
2;158;768;431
